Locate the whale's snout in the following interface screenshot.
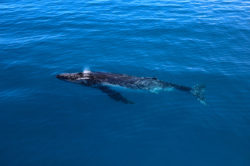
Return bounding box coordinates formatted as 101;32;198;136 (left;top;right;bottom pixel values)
56;73;72;81
56;72;84;82
56;74;65;80
56;74;60;78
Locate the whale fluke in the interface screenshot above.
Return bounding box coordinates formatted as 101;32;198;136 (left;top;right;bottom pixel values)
191;84;206;105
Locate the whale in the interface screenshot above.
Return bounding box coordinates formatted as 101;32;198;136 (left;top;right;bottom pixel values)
56;70;206;104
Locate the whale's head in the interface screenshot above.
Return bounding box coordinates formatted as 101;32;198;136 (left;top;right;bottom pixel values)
56;72;89;83
56;70;94;84
56;72;81;82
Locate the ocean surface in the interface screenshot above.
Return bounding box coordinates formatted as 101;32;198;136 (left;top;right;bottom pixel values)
0;0;250;165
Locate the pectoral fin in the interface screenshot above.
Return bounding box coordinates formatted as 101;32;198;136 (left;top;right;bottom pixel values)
97;86;134;104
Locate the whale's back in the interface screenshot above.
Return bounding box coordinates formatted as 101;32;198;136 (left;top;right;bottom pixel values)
91;72;164;90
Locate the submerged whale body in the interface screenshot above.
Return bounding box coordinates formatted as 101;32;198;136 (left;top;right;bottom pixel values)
56;70;206;104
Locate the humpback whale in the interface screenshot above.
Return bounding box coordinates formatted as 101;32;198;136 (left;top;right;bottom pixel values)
56;70;206;104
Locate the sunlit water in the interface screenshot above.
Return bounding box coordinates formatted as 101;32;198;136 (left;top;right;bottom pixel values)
0;0;250;165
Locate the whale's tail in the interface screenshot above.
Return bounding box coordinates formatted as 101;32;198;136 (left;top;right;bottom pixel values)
191;84;206;105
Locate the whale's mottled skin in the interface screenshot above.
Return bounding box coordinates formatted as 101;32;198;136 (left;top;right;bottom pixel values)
56;70;206;104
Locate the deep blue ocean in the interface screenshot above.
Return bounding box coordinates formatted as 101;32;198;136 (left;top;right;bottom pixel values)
1;0;250;165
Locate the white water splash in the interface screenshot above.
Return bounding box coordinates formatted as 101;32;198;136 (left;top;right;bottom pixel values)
83;67;91;74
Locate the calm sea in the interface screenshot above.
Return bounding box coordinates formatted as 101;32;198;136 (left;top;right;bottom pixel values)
0;0;250;165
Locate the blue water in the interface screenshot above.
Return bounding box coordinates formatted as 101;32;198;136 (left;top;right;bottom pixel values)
1;0;250;165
